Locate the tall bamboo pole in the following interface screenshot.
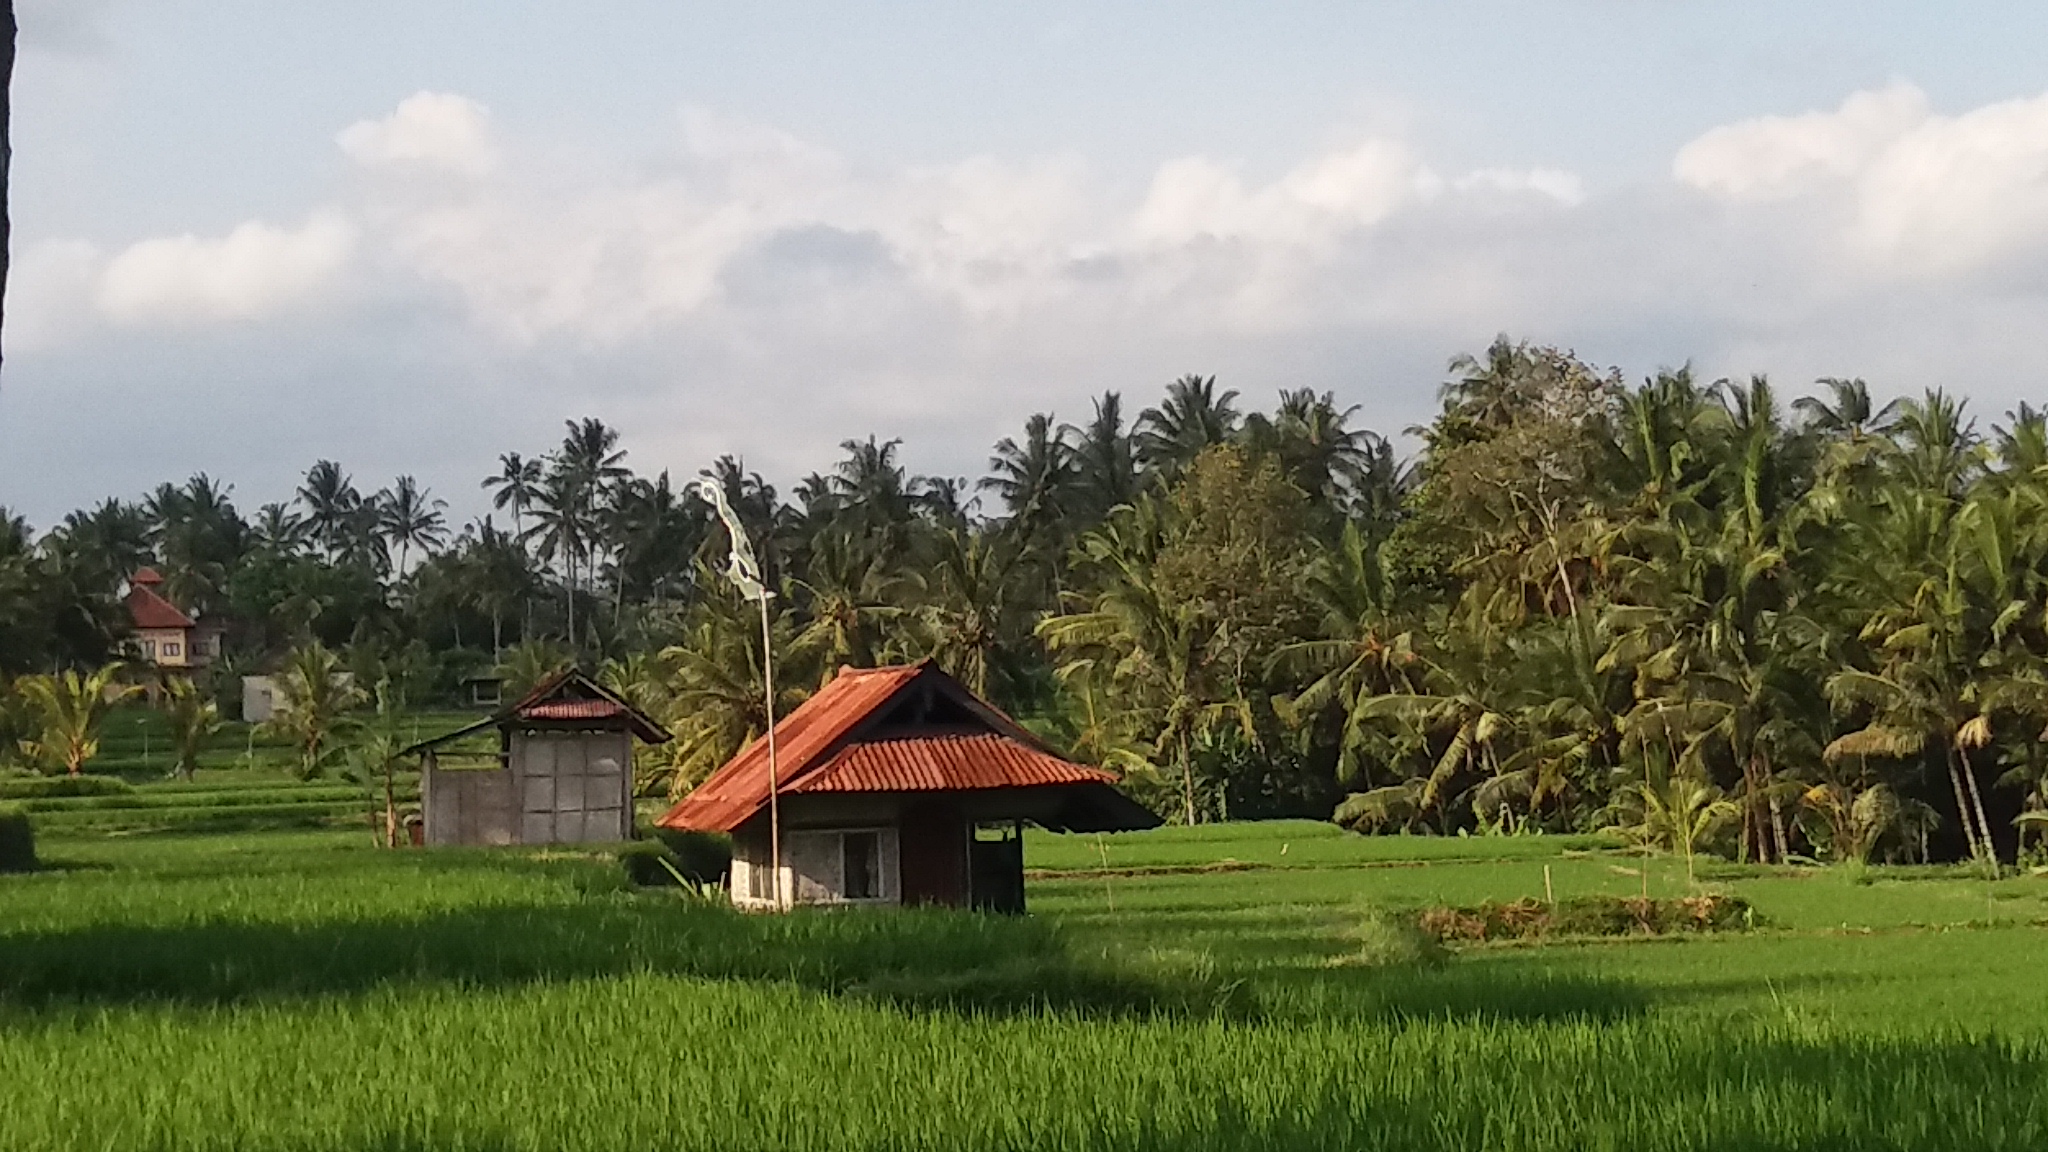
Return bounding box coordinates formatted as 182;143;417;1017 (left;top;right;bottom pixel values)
759;594;782;909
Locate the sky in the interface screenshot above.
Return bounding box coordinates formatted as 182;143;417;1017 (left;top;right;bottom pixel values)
4;1;2048;527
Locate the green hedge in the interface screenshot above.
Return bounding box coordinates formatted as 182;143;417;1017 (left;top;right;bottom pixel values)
30;799;370;834
0;776;136;801
19;786;408;814
0;803;35;872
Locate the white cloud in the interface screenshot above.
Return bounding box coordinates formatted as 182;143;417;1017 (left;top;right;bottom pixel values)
1132;140;1425;246
1453;168;1586;205
96;212;356;325
30;85;2048;528
338;92;498;178
1675;83;2048;272
1674;85;1927;199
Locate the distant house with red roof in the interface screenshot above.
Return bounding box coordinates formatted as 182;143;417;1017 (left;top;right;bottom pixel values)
125;568;223;671
658;660;1158;912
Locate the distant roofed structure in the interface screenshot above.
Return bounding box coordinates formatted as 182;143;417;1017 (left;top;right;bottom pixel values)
125;568;221;670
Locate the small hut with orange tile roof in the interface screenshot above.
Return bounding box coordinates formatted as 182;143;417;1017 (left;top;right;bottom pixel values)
657;660;1158;911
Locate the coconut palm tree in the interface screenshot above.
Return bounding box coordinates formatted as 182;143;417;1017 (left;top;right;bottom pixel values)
918;527;1024;701
483;452;545;539
1271;521;1421;785
792;528;914;677
251;503;312;556
1067;391;1140;523
1794;377;1903;441
983;413;1077;549
1135;374;1240;481
296;460;362;560
265;640;366;779
1242;388;1377;507
380;475;448;577
1039;496;1240;824
162;677;219;781
15;663;137;776
658;573;812;796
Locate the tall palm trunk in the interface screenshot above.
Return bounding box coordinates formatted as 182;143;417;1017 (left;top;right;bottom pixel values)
1180;730;1197;827
565;550;577;648
1765;747;1790;863
1945;747;1986;864
1958;745;1997;868
383;756;398;848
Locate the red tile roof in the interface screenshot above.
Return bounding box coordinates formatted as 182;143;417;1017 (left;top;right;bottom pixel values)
126;584;194;631
656;661;1146;834
794;732;1117;794
519;698;628;721
131;567;164;586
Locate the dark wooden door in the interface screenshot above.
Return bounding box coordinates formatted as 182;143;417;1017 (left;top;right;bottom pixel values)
896;801;968;907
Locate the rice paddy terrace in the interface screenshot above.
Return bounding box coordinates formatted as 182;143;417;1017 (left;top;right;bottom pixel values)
3;777;2046;1150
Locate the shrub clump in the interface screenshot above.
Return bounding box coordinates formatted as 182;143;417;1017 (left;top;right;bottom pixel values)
617;839;683;887
645;828;733;886
1352;913;1450;968
1416;894;1752;944
0;775;134;801
0;802;36;873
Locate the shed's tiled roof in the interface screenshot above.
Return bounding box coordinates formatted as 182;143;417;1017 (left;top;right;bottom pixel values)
398;667;671;755
519;698;627;721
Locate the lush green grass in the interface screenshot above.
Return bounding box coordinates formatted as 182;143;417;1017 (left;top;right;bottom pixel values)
85;704;487;777
3;822;2046;1149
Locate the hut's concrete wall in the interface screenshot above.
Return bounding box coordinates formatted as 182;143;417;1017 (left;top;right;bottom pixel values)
731;813;901;908
424;762;515;846
423;729;633;846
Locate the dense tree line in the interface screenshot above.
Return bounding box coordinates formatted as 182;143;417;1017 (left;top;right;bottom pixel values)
5;339;2047;865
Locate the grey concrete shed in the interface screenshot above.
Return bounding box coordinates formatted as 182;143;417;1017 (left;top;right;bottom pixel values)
402;670;671;847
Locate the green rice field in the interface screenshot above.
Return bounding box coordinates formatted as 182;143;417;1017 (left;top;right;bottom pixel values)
3;807;2046;1150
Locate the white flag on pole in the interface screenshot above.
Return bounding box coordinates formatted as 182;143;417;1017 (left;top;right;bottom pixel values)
688;477;773;603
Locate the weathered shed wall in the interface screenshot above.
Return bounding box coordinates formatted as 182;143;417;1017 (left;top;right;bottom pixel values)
424;762;515;846
423;729;633;846
511;730;633;843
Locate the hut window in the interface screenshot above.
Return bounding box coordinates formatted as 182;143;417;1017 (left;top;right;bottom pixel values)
842;831;880;900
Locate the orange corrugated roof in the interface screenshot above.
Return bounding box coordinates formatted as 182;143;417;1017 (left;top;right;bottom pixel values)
657;664;924;832
656;661;1159;835
126;584;194;630
793;732;1118;794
